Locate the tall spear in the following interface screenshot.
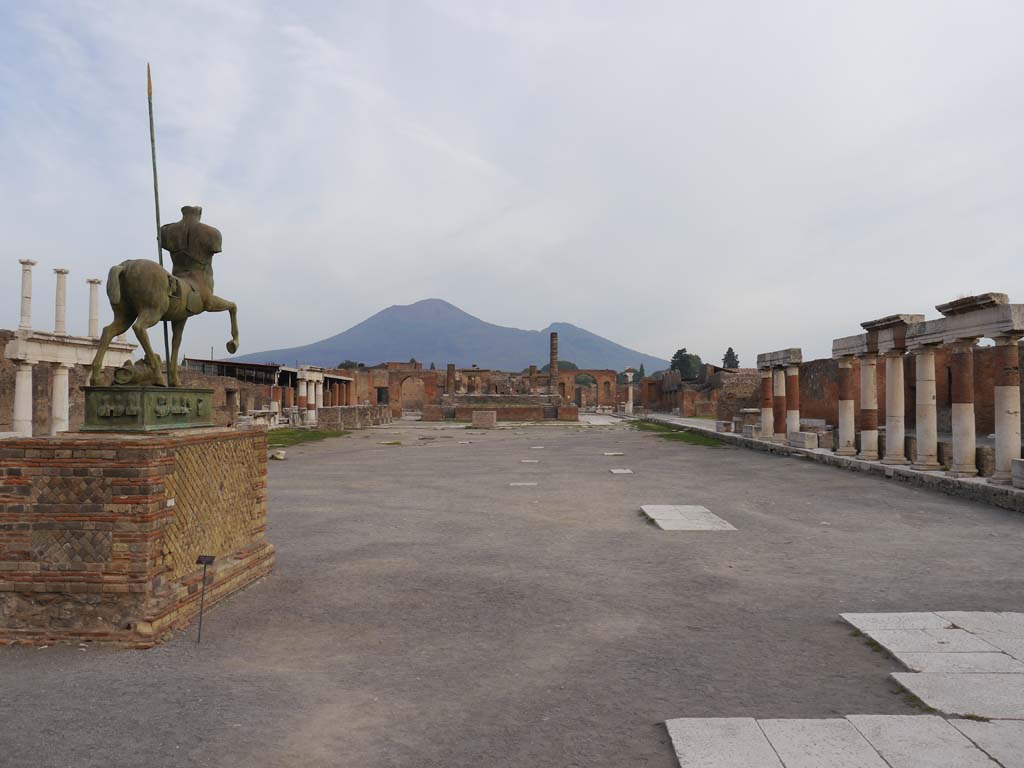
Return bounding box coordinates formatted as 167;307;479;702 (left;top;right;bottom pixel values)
147;63;172;382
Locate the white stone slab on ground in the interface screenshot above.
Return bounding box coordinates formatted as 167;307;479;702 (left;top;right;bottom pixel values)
757;718;889;768
603;451;624;456
520;459;539;463
530;446;544;449
640;505;736;531
841;612;952;632
609;468;633;474
890;650;1024;674
950;719;1024;768
862;628;998;654
981;636;1024;661
893;672;1024;718
937;611;1024;638
508;482;538;487
846;714;998;768
664;718;783;768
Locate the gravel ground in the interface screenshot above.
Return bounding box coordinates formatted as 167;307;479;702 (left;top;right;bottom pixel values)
3;420;1023;767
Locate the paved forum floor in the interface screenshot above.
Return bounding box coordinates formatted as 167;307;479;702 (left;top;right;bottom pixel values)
3;420;1024;767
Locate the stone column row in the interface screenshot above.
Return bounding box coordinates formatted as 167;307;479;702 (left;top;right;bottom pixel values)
758;364;801;442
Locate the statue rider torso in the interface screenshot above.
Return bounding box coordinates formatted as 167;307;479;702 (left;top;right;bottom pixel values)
159;205;222;315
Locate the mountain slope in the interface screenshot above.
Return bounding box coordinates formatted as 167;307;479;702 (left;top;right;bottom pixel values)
232;299;668;371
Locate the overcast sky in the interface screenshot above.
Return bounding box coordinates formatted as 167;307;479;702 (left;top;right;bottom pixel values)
2;1;1022;367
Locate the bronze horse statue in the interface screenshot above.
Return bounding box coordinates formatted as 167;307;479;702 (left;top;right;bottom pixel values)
90;206;238;387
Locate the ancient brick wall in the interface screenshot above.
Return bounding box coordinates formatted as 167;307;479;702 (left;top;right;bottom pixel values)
454;405;545;421
0;428;274;647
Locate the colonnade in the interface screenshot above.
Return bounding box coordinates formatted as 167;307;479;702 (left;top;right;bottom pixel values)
755;348;802;444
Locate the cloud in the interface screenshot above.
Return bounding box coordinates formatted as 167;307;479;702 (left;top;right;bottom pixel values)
1;0;1023;367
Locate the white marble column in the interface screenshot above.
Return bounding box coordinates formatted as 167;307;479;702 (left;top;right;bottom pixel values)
858;354;879;460
625;371;634;415
836;357;856;455
50;364;71;435
882;351;909;464
13;362;34;437
785;364;800;436
87;278;102;339
948;339;978;477
771;367;787;443
911;346;941;470
991;335;1022;484
759;368;773;439
53;268;69;335
19;259;36;331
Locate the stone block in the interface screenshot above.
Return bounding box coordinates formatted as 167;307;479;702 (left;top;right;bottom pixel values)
846;714;997;768
950;719;1024;768
841;612;952;631
742;424;761;439
892;672;1024;718
788;432;818;449
758;718;889;768
665;718;783;768
640;505;736;531
471;410;497;429
714;420;733;433
1013;459;1024;489
892;651;1024;674
862;628;999;654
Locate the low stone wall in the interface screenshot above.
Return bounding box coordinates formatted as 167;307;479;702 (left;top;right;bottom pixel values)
0;427;274;647
557;405;580;421
643;416;1024;515
455;405;545;421
314;405;391;430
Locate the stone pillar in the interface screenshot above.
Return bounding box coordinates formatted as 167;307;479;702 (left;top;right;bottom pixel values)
296;380;307;409
882;352;909;464
528;364;537;393
911;347;941;470
87;278;102;339
991;335;1022;484
759;369;773;439
948;339;978;477
284;386;295;409
772;367;787;442
446;364;456;394
858;354;879;460
836;357;856;455
312;381;321;409
19;259;36;331
50;364;71;435
549;332;559;395
785;365;800;437
625;371;634;415
13;362;34;437
333;383;341;406
53;268;69;335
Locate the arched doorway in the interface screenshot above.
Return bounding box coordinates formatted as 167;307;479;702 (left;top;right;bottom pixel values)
400;376;426;414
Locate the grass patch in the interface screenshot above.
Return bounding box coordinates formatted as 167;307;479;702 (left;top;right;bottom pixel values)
267;428;350;448
633;419;723;447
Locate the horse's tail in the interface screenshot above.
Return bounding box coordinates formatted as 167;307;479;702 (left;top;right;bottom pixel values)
106;264;124;305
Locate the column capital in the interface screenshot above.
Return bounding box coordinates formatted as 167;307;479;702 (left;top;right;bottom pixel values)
86;277;102;285
19;259;37;267
883;349;906;358
911;343;941;355
53;267;69;275
992;333;1023;346
947;337;979;352
857;352;878;361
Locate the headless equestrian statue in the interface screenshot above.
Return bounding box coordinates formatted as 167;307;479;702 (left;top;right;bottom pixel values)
90;205;239;387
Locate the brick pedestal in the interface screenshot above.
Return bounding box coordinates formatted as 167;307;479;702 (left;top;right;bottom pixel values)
0;427;274;648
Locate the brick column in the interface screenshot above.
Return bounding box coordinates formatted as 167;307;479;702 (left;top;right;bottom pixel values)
759;369;773;440
446;364;456;394
528;365;537;393
284;386;294;409
911;346;941;470
19;259;36;331
785;364;800;437
948;339;978;477
49;363;71;435
269;385;281;414
549;332;559;395
882;351;909;464
836;357;856;455
772;367;787;442
991;335;1022;484
333;383;341;406
858;354;879;460
13;361;34;437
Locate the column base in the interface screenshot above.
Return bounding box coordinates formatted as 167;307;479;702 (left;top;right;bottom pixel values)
772;434;787;443
911;462;943;472
988;471;1013;485
882;456;910;466
948;466;978;478
835;448;858;457
858;451;879;461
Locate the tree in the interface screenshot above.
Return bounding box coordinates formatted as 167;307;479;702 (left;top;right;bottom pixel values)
429;362;436;370
638;363;646;379
669;348;702;379
337;360;362;369
575;373;596;385
722;347;740;369
540;360;578;372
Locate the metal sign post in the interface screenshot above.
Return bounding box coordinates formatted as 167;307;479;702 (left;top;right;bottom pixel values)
195;554;215;643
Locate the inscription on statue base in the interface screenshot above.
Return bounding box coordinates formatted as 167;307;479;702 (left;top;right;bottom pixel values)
82;386;214;431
